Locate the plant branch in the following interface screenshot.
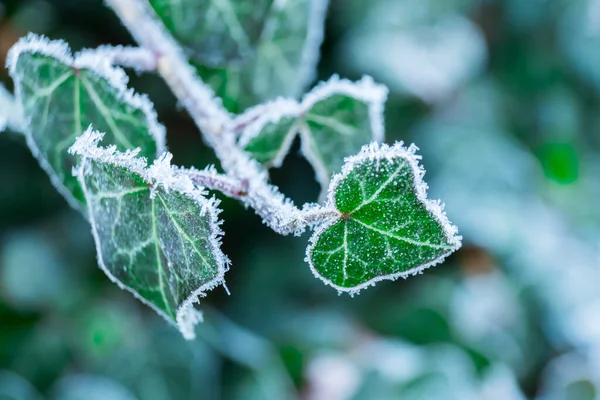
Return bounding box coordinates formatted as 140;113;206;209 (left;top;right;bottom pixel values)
105;0;334;235
186;168;249;199
80;45;158;72
185;168;339;230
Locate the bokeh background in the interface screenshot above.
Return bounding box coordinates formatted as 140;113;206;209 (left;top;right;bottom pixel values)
1;0;599;399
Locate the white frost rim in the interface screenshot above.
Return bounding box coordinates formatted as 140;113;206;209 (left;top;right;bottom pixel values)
305;141;462;295
233;75;388;180
70;128;229;339
6;33;167;211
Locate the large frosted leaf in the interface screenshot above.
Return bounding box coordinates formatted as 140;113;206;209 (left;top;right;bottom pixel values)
70;130;229;339
235;76;387;189
7;34;166;210
307;142;461;293
149;0;273;66
192;0;329;113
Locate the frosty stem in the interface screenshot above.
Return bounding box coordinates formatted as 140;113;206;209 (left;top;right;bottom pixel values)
105;0;333;235
81;46;158;72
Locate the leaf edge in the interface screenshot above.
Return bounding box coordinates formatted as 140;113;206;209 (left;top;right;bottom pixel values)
305;141;462;295
70;128;230;340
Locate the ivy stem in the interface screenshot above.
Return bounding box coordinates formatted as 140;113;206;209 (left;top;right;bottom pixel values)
185;169;249;199
184;169;339;232
105;0;331;235
81;46;158;72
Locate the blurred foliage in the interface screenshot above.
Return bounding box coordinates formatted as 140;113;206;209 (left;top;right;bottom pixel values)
0;0;599;399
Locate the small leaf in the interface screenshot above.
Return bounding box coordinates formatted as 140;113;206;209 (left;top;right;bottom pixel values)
149;0;273;66
193;0;329;113
70;129;229;339
235;76;387;190
7;34;166;210
307;142;461;293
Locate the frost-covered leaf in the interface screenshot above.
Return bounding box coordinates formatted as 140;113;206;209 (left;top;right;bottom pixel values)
149;0;273;66
235;76;386;187
193;0;329;113
69;129;229;339
235;76;387;190
7;34;166;210
307;142;461;293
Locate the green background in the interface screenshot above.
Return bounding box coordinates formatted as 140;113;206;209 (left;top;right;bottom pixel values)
0;0;598;399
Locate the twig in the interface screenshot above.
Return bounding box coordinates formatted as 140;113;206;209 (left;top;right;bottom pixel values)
79;45;158;72
185;168;249;199
105;0;335;235
185;168;339;231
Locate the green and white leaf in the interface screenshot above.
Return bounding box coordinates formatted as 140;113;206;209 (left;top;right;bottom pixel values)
7;34;166;211
69;129;229;339
149;0;273;66
307;142;461;293
235;75;388;189
191;0;329;113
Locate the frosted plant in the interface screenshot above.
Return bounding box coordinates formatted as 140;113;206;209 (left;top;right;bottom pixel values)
1;0;461;338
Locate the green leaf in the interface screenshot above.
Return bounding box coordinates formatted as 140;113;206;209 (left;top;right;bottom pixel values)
192;0;329;113
235;76;387;190
7;34;166;210
149;0;273;66
70;129;229;339
307;142;461;293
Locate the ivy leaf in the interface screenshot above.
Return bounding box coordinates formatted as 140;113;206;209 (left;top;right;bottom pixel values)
307;142;461;293
234;76;387;190
149;0;273;67
7;34;166;210
191;0;329;113
69;129;229;339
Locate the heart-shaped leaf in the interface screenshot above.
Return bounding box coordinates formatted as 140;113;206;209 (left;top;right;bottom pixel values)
307;142;461;293
7;34;165;210
70;129;229;339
